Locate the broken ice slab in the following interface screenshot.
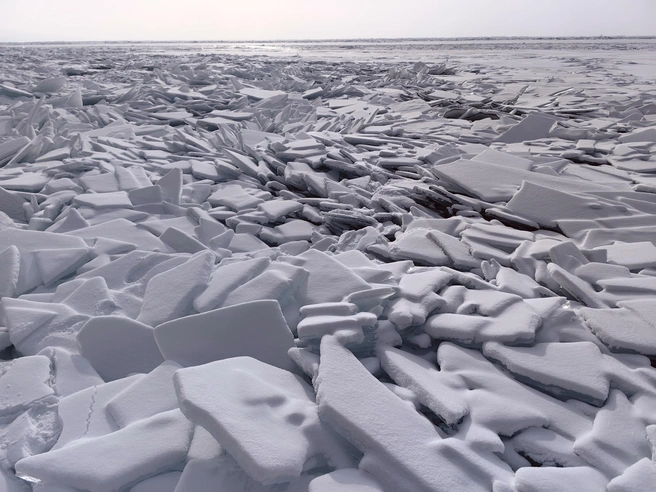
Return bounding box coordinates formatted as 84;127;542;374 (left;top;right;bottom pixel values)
482;341;611;405
432;159;620;203
280;249;372;305
317;336;514;492
302;87;324;100
0;356;56;417
193;257;270;312
32;77;67;94
0;137;31;165
66;218;171;252
421;286;542;345
174;356;354;485
0;229;89;294
150;111;193;122
77;316;164;381
105;360;181;428
514;467;609;492
239;88;287;101
579;299;656;356
504;181;635;229
471;148;533;170
0;83;33;98
596;241;656;271
137;250;214;327
618;127;656;144
155;300;296;371
207;110;253;121
15;410;193;491
495;113;558;143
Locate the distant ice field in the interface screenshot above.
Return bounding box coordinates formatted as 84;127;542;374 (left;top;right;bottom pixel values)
1;36;656;492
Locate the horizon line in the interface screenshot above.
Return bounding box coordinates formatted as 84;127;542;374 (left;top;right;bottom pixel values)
2;35;656;45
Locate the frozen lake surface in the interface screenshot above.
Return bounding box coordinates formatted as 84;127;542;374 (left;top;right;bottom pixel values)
0;38;656;491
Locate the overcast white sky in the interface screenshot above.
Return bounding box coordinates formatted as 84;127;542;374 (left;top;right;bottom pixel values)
1;0;655;42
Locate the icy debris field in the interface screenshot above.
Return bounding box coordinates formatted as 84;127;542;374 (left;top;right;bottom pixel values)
1;40;656;492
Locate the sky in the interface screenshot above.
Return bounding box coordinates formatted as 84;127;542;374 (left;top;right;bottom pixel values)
1;0;655;42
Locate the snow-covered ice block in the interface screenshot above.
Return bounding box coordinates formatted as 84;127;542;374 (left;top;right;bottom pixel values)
514;466;609;492
77;316;164;381
32;77;67;93
0;187;27;222
579;302;656;356
186;425;223;462
2;403;61;467
174;357;354;485
573;389;651;477
0;136;31;162
193;257;270;312
53;375;142;450
15;409;193;492
155;300;296;371
432;159;614;203
128;185;162;206
509;427;587;468
0;245;20;298
78;173;120;194
106;360;181;428
208;185;266;211
67;219;170;253
0;229;88;295
38;347;103;397
506;181;633;229
377;345;468;427
280;249;371;305
482;341;611;405
159;227;207;254
607;458;656;492
472;148;533;170
597;241;656;271
76;250;183;293
618;127;656;144
389;229;449;265
0;356;55;417
482;259;555;298
171;458;230;492
137;250;214;327
173;454;314;492
384;269;449;330
422;286;542;345
297;311;377;343
257;199;303;221
34;248;90;287
381;341;593;440
239;88;287;101
72;191;133;210
0;173;49;193
221;266;307;308
316;336;513;492
495;113;557;143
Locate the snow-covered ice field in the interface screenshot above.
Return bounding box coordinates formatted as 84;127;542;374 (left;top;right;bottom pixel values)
1;38;656;491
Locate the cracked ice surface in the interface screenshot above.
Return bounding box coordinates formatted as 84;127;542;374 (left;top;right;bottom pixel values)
1;39;656;491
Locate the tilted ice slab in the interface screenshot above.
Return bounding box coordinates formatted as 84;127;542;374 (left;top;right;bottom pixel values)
174;356;355;485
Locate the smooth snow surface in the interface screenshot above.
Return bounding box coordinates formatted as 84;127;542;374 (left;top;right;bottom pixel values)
0;39;656;491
